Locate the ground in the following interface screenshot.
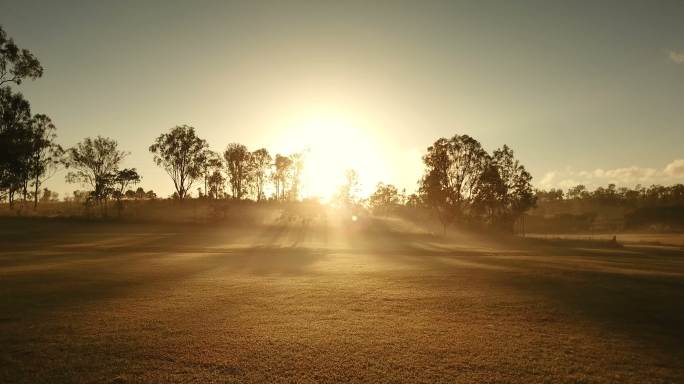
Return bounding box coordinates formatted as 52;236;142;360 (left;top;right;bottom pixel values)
0;216;683;383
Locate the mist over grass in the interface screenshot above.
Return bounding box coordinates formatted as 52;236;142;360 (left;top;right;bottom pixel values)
1;214;683;383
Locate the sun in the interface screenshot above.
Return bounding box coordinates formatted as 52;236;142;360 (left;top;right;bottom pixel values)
273;112;388;201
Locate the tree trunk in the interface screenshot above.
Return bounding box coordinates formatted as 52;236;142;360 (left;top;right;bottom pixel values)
33;176;39;209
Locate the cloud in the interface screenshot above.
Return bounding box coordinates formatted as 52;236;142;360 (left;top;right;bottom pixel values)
538;171;556;187
537;159;684;189
664;159;684;177
669;50;684;64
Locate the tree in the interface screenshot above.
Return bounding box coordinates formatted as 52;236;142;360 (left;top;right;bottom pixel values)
65;136;128;210
199;150;222;198
536;188;564;203
419;135;489;232
287;152;306;201
39;188;59;203
0;26;46;208
27;114;63;208
566;185;588;200
0;26;43;87
207;170;226;199
224;143;250;199
249;148;271;201
0;86;32;207
273;154;293;200
472;161;507;225
149;125;208;200
334;169;361;208
112;168;140;215
489;145;535;230
369;183;402;215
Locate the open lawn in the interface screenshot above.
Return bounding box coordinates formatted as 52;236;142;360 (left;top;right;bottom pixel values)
1;216;683;383
527;232;684;248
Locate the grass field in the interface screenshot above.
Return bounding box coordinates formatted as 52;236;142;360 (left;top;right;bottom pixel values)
527;232;684;248
1;216;683;383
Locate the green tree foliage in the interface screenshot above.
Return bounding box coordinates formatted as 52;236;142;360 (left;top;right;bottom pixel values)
149;125;208;200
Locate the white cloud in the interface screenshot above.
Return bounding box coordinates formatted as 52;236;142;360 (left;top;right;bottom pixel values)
664;159;684;177
603;166;657;182
538;171;556;187
669;50;684;64
537;159;684;189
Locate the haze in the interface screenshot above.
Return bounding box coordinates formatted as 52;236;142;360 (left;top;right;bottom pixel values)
2;2;684;383
2;0;683;198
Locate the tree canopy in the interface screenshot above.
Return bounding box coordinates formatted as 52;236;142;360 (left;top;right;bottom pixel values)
0;25;43;86
149;125;208;200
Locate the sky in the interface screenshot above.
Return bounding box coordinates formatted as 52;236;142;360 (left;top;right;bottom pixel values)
2;0;683;198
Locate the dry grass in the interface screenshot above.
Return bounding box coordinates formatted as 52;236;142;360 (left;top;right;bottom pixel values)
1;216;683;383
527;232;684;247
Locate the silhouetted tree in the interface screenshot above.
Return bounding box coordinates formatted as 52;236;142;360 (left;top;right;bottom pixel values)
249;148;271;201
273;154;292;200
419;135;489;232
566;184;589;200
39;187;58;203
472;162;506;224
112;168;140;216
65;136;128;211
149;125;208;200
536;188;564;203
405;193;423;208
224;143;250;199
27;114;63;208
207;170;226;199
489;145;535;230
0;26;46;208
0;87;32;207
199;150;222;198
335;169;361;208
0;26;43;87
288;152;306;201
369;182;402;215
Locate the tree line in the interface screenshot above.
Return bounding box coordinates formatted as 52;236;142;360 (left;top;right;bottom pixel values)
536;183;684;207
148;124;306;202
2;24;537;231
365;135;535;232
